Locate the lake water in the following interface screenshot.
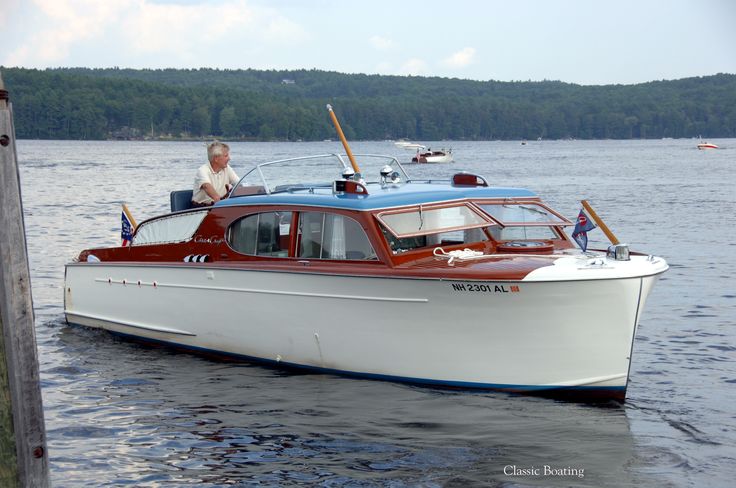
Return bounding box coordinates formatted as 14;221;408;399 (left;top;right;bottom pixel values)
15;138;736;487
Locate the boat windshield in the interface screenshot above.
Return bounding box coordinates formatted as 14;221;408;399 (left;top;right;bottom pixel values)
231;154;410;196
476;202;569;225
475;202;571;241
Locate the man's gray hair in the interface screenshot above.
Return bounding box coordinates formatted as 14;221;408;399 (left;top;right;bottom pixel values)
207;141;230;162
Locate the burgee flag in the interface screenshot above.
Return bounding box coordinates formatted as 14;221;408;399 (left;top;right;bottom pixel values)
121;203;137;247
571;208;596;251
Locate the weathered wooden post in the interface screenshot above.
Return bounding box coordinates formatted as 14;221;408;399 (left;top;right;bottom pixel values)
0;72;50;487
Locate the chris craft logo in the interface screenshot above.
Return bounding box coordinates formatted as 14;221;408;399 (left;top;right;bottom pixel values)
194;235;225;244
504;465;584;479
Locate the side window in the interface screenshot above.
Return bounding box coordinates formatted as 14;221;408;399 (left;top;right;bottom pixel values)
298;212;377;260
228;212;292;257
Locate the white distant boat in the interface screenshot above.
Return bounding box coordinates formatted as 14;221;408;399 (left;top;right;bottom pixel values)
412;147;454;163
396;142;454;163
394;141;425;150
697;141;718;150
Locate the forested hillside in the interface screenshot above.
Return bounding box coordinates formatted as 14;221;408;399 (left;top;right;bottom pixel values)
2;67;734;141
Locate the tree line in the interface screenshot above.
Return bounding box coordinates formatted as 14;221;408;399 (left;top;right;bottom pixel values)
2;67;734;141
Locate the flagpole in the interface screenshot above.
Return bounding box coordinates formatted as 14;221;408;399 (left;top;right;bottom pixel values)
581;200;619;245
121;203;137;247
326;104;361;174
122;203;137;230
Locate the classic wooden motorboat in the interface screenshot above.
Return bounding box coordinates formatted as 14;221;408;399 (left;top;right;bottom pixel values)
412;147;454;163
64;151;668;401
395;142;454;163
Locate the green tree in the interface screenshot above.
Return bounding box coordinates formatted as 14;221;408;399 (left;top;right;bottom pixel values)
190;106;211;136
219;106;239;137
3;67;735;141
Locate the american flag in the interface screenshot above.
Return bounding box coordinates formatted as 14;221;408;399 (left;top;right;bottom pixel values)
121;203;136;246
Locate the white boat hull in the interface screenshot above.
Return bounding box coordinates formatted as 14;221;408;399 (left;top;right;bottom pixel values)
420;154;453;163
413;153;454;163
64;255;666;399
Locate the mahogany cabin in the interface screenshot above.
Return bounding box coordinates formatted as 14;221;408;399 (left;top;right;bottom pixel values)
78;173;577;282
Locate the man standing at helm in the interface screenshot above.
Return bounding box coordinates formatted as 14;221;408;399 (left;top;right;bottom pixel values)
191;141;239;207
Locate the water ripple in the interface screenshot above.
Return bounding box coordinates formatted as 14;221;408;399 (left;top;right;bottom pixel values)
16;139;736;487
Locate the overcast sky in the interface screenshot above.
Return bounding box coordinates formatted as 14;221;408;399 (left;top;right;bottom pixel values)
1;0;734;86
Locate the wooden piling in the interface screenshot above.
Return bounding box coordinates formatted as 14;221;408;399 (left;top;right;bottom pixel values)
0;72;50;487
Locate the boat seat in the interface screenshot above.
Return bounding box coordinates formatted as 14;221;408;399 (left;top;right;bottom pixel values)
257;218;280;255
170;189;194;212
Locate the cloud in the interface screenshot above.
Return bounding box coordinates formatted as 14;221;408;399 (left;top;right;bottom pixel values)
5;0;130;66
369;35;393;50
4;0;309;68
124;1;308;53
442;47;476;68
124;1;238;53
0;0;23;29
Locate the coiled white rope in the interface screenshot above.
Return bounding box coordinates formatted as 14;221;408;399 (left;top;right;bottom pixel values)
433;247;567;265
433;247;485;265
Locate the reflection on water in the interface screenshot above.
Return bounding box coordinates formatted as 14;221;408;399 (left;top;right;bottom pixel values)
19;139;736;487
44;321;640;487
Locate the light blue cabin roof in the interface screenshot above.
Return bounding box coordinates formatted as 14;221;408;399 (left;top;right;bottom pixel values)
216;181;537;211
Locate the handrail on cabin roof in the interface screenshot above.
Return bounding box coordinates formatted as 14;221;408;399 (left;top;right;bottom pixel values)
230;153;410;197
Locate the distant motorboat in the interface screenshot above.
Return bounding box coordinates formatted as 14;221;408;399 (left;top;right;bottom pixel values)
396;141;454;163
394;141;425;150
697;142;718;150
412;147;454;164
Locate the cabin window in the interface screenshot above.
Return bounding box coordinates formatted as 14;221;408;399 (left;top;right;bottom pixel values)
377;203;493;239
133;211;207;246
476;203;569;241
375;203;492;253
381;226;488;254
297;212;377;260
227;212;292;257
